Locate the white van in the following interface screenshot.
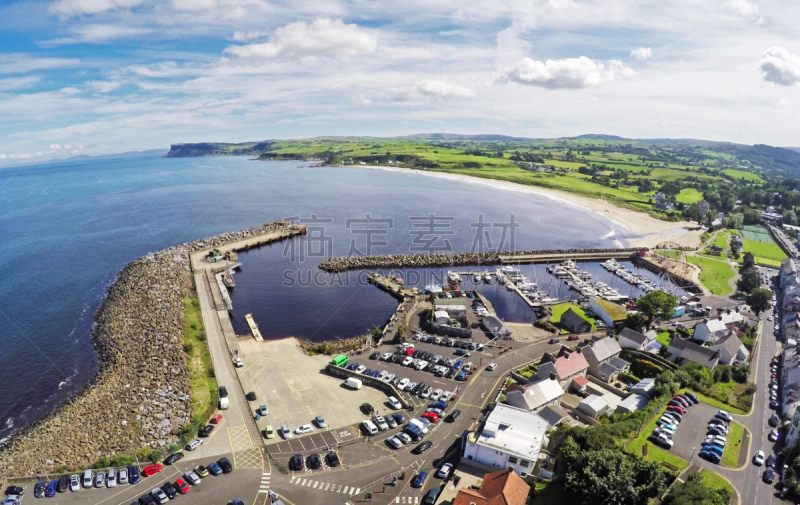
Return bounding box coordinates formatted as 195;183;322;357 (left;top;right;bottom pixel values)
344;377;363;390
409;418;429;434
362;420;378;435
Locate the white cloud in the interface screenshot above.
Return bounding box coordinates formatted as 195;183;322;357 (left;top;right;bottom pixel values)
389;80;475;101
501;56;634;89
41;25;153;45
759;47;800;86
49;0;145;16
727;0;759;17
232;30;271;42
0;76;42;90
0;54;81;74
630;47;653;60
224;18;377;61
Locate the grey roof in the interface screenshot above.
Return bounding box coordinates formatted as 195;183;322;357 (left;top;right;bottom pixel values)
619;327;649;345
609;356;630;369
713;333;748;358
585;337;622;362
538;406;568;427
561;308;591;330
668;338;719;367
599;362;618;376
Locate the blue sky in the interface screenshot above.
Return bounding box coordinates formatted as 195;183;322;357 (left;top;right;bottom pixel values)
1;0;799;164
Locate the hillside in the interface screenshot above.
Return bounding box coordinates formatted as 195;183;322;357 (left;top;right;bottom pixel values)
164;141;271;157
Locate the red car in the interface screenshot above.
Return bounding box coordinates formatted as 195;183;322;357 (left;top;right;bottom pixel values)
673;397;690;408
422;412;439;423
567;334;579;341
210;414;223;424
403;348;414;356
667;405;684;415
142;464;163;477
175;479;190;494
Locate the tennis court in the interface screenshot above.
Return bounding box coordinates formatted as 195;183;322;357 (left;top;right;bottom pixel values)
740;225;776;244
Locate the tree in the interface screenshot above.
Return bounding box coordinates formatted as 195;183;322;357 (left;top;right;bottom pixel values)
746;288;772;315
635;291;679;327
724;213;744;229
683;204;701;223
705;209;718;227
741;252;755;272
737;267;761;292
785;209;798;226
624;312;646;332
665;472;731;505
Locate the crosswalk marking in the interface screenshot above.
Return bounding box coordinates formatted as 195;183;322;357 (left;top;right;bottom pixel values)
343;486;350;493
395;498;419;503
289;478;363;496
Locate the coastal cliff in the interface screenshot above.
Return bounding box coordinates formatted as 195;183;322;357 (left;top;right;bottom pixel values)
0;221;292;478
164;141;271;157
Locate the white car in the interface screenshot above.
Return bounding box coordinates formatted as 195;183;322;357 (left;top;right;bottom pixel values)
430;389;443;401
383;373;395;383
440;391;454;402
381;353;393;360
437;463;453;479
716;410;733;422
487;363;497;371
295;424;314;435
373;415;389;431
280;424;292;439
107;468;117;488
405;381;417;392
415;360;428;371
397;432;412;444
769;429;780;442
70;474;81;492
388;396;402;409
402;357;413;366
397;378;409;390
754;450;765;466
118;467;128;485
355;365;366;374
768;316;773;321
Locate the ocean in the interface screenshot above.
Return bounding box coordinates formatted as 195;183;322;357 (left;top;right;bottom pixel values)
0;154;641;441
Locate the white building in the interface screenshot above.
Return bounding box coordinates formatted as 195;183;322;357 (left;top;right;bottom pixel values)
693;319;727;343
578;394;609;418
434;310;451;324
463;404;548;478
434;304;466;317
505;378;564;413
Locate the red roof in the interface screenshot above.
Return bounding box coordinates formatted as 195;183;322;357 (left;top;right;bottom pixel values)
553;351;589;379
453;469;530;505
572;376;589;387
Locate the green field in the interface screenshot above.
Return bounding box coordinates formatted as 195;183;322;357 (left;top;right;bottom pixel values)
676;188;704;204
721;421;745;467
183;296;217;424
686;256;735;295
724;168;764;182
550;303;596;332
740;225;775;243
741;239;788;262
656;249;683;260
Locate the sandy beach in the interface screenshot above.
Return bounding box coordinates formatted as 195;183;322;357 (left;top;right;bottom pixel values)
342;164;702;249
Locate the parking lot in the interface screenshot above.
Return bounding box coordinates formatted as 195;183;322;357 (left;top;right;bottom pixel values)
667;402;728;462
237;337;391;439
13;453;263;505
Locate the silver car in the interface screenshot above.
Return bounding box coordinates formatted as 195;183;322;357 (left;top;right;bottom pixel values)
94;471;105;488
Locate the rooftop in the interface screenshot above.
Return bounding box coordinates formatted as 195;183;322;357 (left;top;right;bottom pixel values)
584;337;622;362
619;327;649;345
453;468;530;505
591;297;627;320
476;404;548;459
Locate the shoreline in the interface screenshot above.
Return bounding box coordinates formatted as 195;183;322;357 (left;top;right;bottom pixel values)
340;164;702;249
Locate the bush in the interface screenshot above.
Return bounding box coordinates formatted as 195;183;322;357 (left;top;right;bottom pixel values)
631;358;665;378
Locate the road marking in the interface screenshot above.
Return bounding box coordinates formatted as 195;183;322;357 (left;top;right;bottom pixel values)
343;486;350;493
300;479;306;485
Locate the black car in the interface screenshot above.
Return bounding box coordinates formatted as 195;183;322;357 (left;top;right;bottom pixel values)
164;452;185;465
246;391;257;401
764;468;776;484
218;386;228;398
766;454;777;469
548;338;559;344
361;403;375;414
370;352;380;360
412;382;425;395
138;495;156;505
307;454;322;469
290;454;304;471
5;486;24;496
34;481;45;498
770;400;780;410
445;369;456;379
413;441;433;454
57;475;69;493
218;457;233;473
326;452;340;467
684;392;699;403
199;425;214;437
770;414;780;427
446;409;461;422
454;348;468;356
162;482;178;499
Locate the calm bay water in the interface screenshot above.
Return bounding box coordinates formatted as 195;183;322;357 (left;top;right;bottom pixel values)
0;155;637;440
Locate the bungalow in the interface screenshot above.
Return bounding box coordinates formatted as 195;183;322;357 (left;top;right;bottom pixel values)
578;394;609;418
618;327;656;351
505;378;564;413
666;338;719;369
630;378;656;398
709;333;750;365
616;394;649;415
582;337;630;383
560;308;593;333
537;347;590;390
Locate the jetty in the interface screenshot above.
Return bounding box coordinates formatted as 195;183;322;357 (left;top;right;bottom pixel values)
366;273;420;300
498;250;635;264
245;313;263;342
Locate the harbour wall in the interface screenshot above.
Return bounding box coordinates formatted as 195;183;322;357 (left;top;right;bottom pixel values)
0;221;295;478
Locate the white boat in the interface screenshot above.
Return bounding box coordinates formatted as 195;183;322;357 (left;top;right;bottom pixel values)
501;266;521;275
447;271;461;285
483;271;492;283
473;272;482;283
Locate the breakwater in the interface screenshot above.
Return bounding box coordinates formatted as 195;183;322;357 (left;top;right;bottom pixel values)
318;248;646;272
0;221;293;477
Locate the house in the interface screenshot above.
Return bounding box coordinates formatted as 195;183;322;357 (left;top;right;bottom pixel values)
616;394;649;415
463;404;548;478
434;304;466;317
505;378;564;413
589;298;628;329
693;319;727;343
630;378;656;398
582;337;630;383
786;409;800;448
434;310;451;325
697;200;710;217
653;192;674;211
537;406;568;427
618;327;656;351
560;308;592;333
483;316;512;340
537;347;590;389
452;468;530;505
666;338;719;369
709;333;750;365
578;394;609;418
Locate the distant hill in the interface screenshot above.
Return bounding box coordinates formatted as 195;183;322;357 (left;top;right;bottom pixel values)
401;133;536;141
63;149;167;162
164;142;271;158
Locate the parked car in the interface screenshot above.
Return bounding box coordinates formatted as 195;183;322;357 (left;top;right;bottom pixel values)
279;425;292;439
34;481;45;498
151;487;169;504
93;472;105;489
413;441;433;454
175;479;190;494
290;454;304;471
199;425;214;437
164;452;184;465
143;464;163;477
306;454;322;470
129;465;141;484
184;471;201;485
361;403;375;414
437;463;453;479
754;451;765;466
161;482;178;499
769;429;780;442
770;414;780;427
314;415;327;428
716;410;733;422
326;452;340;467
196;466;209;477
207;462;222;476
386;437;403;449
119;467;129;484
45;481;57;498
764;468;776;484
411;471;429;488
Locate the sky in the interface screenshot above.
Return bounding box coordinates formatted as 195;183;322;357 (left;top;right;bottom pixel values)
1;0;800;164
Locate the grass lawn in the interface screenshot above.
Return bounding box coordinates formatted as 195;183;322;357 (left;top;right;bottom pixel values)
699;470;735;503
550;302;596;331
656;249;683;260
656;330;672;346
678;388;746;415
741;239;788;262
676;188;704;204
184;296;218;425
686;255;735;296
724;168;764;182
721;421;745;467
